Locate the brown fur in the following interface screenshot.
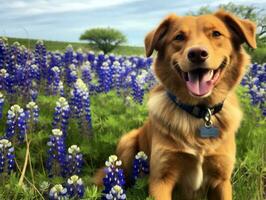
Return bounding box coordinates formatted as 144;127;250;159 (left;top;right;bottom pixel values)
93;10;256;200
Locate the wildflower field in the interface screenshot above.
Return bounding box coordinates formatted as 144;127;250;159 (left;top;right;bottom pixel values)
0;38;265;200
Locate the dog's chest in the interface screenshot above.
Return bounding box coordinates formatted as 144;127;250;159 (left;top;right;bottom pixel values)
181;154;204;191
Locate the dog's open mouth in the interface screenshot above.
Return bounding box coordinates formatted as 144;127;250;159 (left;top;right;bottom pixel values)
178;57;227;97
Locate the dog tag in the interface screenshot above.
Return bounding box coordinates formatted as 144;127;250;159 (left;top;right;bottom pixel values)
199;126;219;138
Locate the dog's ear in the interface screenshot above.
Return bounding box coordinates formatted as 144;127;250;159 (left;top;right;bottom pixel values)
215;10;257;49
144;14;177;57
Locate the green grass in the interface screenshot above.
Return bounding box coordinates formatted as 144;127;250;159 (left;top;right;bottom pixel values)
0;87;264;199
3;37;145;56
249;47;266;64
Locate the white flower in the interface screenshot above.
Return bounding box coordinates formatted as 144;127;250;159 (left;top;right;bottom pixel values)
112;185;122;193
109;155;118;162
56;97;69;108
69;64;76;71
68;145;80;154
26;101;38;110
0;69;8;78
36;40;44;45
75;79;88;92
105;155;122;167
81;62;91;72
135;151;148;160
105;161;111;167
30;64;38;70
49;184;67;198
102;62;109;70
66;44;73;52
10;104;23;114
77;48;83;53
115;160;122;166
52;129;63;136
51;66;60;73
0;139;12;149
67;175;83;185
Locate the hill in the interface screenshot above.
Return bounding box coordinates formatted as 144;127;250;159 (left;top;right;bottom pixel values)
3;37;145;56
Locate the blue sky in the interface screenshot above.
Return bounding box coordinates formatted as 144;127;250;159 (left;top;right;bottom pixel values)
1;0;266;46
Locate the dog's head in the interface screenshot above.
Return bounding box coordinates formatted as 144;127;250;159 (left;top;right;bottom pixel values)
145;10;256;104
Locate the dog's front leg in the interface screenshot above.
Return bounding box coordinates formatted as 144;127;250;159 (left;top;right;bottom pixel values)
207;180;232;200
148;145;178;200
149;175;177;200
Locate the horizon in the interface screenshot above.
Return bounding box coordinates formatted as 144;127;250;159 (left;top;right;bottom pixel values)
1;0;266;46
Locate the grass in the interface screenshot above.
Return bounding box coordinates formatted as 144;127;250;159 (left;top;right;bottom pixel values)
3;37;145;56
0;87;265;199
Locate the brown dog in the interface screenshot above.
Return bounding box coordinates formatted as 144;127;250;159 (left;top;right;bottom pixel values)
94;10;256;200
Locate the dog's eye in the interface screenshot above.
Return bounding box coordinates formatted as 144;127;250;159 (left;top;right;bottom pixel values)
175;34;185;41
212;31;222;37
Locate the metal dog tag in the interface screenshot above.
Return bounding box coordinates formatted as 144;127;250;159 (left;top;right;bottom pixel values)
199;108;219;138
199;126;219;138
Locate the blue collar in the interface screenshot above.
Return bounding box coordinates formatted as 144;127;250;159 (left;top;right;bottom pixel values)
167;92;224;119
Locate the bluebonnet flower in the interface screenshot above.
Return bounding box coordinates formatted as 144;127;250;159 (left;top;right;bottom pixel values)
49;51;64;69
99;61;112;93
87;51;95;63
28;65;40;101
81;61;92;86
76;48;84;66
50;66;61;95
34;40;48;80
112;61;123;94
46;129;66;177
0;38;8;69
52;97;70;136
49;184;68;200
66;64;78;87
64;45;74;67
66;175;84;198
30;88;39;102
59;81;65;97
66;145;83;176
0;68;10;91
132;151;149;181
102;155;126;199
241;63;266;116
0;139;15;174
131;74;144;104
26;101;39;124
105;185;126;200
70;79;92;135
0;92;4;119
6;105;27;143
29;64;41;81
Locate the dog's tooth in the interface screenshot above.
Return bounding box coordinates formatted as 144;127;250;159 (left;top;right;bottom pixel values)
209;70;214;79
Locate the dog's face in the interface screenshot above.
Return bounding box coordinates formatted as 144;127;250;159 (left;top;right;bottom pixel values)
145;11;256;102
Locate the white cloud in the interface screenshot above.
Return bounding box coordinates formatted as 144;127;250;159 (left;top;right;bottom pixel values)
3;0;143;16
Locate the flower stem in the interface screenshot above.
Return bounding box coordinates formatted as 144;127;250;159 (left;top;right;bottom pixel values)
15;159;45;200
18;135;31;186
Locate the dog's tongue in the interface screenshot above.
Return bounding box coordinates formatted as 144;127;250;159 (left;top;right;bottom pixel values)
186;70;214;96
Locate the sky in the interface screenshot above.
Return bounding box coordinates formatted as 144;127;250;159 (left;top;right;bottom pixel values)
1;0;266;46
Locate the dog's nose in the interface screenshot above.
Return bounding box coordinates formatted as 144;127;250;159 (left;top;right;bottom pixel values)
187;47;208;63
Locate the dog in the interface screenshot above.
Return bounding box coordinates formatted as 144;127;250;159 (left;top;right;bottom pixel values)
94;10;256;200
